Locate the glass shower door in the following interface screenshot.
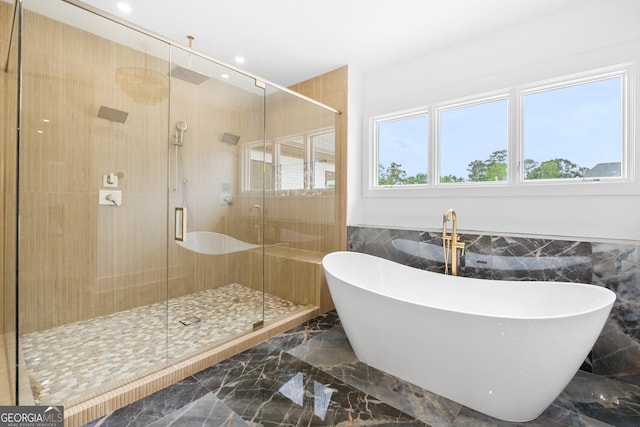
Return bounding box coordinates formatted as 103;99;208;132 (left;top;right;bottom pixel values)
17;0;171;406
260;84;338;320
167;47;266;362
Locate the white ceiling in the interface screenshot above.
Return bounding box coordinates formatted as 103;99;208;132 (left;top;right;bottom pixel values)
76;0;584;87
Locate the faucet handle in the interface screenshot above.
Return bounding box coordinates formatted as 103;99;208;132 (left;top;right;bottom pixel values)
105;193;120;206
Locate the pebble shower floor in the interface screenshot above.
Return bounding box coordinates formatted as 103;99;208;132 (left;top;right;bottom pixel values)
20;283;304;406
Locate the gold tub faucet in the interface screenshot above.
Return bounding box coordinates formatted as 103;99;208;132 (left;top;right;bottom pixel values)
442;209;465;276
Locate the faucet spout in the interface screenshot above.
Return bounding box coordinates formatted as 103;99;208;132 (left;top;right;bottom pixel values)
442;209;465;276
443;208;457;237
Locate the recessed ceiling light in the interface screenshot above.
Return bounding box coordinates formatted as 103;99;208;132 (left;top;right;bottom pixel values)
234;56;245;64
117;3;132;13
221;73;230;79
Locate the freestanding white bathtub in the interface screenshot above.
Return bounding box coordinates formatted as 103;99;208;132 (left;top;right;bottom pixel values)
322;251;616;422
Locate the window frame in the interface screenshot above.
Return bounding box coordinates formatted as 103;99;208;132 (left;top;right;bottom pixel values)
365;63;635;198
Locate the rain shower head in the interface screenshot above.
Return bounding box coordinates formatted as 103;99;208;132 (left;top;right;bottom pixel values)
169;66;209;85
170;35;210;85
97;106;128;123
221;132;240;145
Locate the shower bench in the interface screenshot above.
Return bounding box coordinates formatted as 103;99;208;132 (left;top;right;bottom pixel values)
239;245;334;313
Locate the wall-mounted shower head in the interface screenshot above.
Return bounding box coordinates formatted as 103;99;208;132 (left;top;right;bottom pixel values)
97;106;128;123
175;121;188;146
221;132;240;145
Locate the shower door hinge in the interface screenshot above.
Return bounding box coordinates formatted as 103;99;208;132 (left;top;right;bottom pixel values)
252;320;264;331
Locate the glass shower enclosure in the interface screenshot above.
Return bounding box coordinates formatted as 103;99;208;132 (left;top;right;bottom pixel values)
11;0;338;408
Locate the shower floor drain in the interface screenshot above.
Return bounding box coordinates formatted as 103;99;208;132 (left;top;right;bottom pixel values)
179;316;201;326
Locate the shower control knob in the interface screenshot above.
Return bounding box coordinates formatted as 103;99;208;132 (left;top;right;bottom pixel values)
103;173;118;187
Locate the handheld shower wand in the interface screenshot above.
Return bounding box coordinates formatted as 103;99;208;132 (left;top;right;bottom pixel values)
173;121;188;192
174;121;188;146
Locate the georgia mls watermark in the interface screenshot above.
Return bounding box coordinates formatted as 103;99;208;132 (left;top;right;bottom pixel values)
0;406;63;427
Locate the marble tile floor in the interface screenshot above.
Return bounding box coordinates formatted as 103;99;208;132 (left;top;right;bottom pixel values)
21;283;305;407
85;311;640;426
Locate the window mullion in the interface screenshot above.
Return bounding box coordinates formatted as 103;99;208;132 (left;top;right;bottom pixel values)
510;88;522;185
432;104;442;187
306;133;312;190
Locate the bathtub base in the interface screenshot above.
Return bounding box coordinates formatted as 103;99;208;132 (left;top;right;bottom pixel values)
341;297;582;422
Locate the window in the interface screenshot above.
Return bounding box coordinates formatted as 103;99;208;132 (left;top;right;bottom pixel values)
438;97;508;184
376;112;428;186
245;129;335;192
522;76;623;181
369;64;630;193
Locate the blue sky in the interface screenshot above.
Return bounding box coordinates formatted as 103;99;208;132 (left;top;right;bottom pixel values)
378;115;429;176
378;76;622;180
439;99;508;178
523;77;621;169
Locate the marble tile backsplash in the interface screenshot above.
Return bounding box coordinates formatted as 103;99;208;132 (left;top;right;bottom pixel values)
347;226;640;387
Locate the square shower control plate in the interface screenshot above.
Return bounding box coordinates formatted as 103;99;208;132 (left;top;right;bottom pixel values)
98;190;122;206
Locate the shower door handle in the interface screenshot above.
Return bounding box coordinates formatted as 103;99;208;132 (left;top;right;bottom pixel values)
175;207;187;241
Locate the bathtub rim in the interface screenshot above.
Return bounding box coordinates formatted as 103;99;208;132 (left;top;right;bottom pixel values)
322;250;616;321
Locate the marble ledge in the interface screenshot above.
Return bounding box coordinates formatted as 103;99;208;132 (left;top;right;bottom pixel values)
350;224;640;246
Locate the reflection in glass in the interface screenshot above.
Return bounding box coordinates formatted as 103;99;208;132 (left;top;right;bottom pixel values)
311;131;336;189
278;139;305;190
248;143;273;191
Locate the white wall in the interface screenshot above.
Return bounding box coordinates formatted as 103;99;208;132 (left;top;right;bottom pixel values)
349;0;640;241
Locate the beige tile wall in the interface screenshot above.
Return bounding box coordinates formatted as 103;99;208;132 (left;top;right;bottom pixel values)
289;66;348;252
18;10;170;333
